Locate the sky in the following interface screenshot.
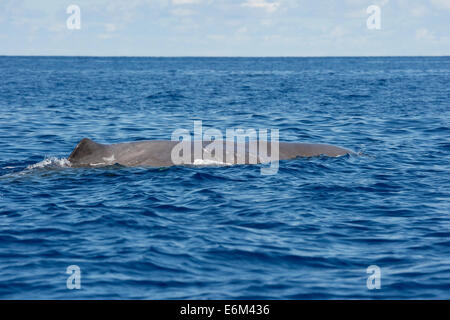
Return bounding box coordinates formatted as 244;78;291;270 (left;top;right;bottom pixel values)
0;0;449;56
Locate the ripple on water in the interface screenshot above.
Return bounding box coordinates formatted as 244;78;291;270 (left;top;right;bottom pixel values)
0;57;449;299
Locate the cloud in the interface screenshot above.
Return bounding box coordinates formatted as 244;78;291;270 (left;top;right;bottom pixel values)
172;0;202;4
242;0;280;13
98;34;114;39
206;34;225;41
171;8;196;15
410;5;429;17
105;23;117;32
237;26;248;33
330;26;346;38
430;0;450;11
416;28;435;41
2;0;450;56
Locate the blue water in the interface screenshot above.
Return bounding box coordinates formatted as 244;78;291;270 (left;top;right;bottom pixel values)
0;57;449;299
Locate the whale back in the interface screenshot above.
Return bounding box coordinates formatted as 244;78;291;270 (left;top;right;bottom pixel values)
68;138;113;167
67;138;353;168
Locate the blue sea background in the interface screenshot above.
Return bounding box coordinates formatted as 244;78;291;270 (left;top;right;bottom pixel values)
0;56;449;299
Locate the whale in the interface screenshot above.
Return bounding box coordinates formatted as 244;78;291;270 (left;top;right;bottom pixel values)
67;138;353;168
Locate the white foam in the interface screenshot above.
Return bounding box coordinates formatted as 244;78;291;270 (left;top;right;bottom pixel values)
26;157;71;170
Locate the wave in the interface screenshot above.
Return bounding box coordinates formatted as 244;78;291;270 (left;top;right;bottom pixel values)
26;157;71;170
0;157;72;178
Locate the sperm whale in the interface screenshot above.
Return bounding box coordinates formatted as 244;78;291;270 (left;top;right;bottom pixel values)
68;138;353;168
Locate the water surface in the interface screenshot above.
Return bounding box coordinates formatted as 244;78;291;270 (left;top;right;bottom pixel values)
0;57;449;299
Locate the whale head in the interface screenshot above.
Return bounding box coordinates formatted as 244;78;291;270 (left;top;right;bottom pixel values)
68;138;113;167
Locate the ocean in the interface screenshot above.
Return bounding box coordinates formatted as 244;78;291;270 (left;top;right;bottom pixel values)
0;56;449;299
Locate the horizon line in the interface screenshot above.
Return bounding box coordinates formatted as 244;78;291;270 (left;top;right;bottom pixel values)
0;54;449;58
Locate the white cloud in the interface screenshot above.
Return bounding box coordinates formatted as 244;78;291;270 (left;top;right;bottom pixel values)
242;0;280;13
430;0;450;10
330;26;346;38
410;5;429;17
2;0;450;56
260;19;274;26
48;24;66;33
98;34;114;39
206;34;225;41
416;28;435;40
172;0;202;4
344;0;389;6
105;23;117;32
237;26;248;33
263;34;281;41
171;8;195;16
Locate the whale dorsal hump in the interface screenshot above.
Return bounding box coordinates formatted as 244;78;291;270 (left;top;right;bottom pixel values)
68;138;104;163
